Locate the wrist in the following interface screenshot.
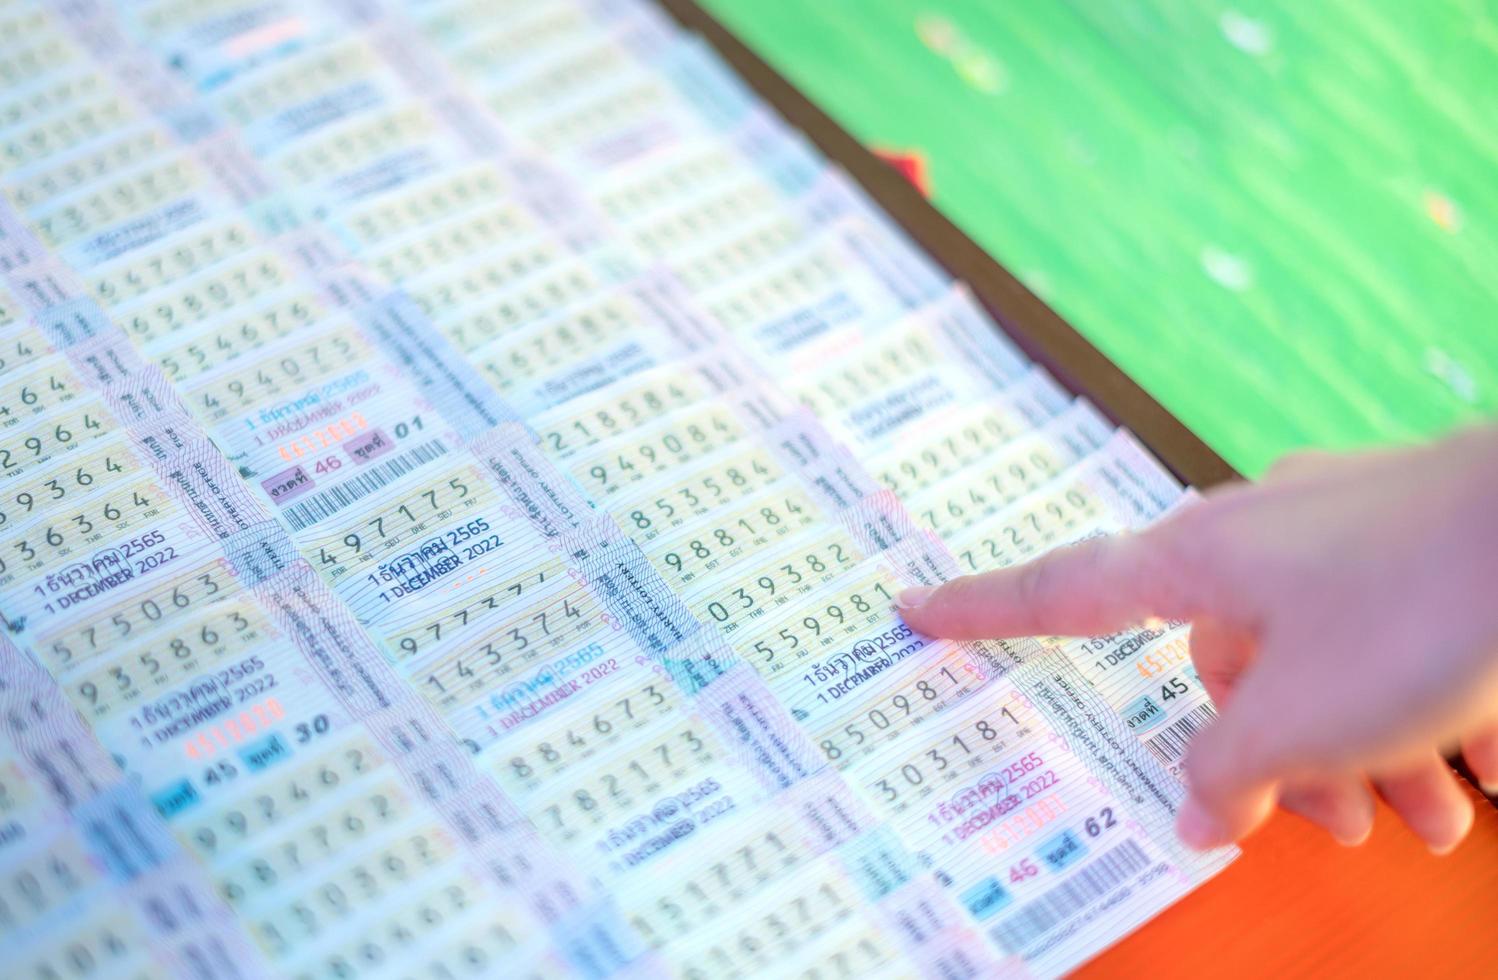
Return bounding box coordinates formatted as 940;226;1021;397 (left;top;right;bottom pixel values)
1438;424;1498;649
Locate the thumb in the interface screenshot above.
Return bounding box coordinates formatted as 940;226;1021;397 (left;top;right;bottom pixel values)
1176;662;1291;849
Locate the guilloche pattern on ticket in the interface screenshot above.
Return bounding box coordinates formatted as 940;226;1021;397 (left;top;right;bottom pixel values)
0;1;1235;977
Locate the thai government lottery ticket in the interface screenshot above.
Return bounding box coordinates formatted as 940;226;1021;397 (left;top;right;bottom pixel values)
0;0;1235;976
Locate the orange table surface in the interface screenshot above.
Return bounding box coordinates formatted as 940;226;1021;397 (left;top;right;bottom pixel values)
1081;786;1498;977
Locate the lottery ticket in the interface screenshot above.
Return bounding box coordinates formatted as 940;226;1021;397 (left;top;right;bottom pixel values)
936;435;1215;780
0;0;1237;976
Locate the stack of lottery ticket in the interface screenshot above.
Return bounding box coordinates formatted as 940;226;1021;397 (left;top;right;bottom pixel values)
0;0;1234;976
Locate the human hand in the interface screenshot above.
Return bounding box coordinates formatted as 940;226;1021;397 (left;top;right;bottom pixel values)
897;427;1498;853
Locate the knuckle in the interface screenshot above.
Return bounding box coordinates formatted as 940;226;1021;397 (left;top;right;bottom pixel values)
1146;504;1242;611
1188;710;1281;799
1125;524;1201;613
1013;551;1061;617
944;573;987;608
1183;733;1234;801
1265;450;1318;480
935;575;991;629
1156;505;1215;565
1265;448;1338;482
1138;529;1189;584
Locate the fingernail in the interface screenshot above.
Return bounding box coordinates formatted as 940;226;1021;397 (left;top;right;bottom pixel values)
1480;781;1498;799
1428;839;1461;857
1175;798;1225;850
896;586;935;610
1334;825;1373;848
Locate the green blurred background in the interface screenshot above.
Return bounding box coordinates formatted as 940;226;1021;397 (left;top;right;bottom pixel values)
704;0;1498;476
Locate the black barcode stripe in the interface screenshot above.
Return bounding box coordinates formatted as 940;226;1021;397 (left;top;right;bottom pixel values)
1143;702;1218;765
992;839;1152;952
281;440;448;531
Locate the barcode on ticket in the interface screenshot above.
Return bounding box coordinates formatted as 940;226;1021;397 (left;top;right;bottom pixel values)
1143;702;1217;766
991;839;1154;953
0;0;1240;974
281;440;449;530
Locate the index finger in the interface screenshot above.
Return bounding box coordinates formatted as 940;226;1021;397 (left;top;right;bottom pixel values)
896;526;1205;640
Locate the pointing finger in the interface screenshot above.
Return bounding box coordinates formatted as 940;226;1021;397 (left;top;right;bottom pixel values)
897;527;1209;641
